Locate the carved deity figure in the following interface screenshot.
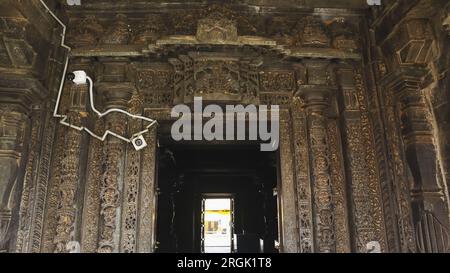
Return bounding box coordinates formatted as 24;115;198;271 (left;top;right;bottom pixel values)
67;16;104;47
298;16;330;47
196;11;238;43
101;14;130;45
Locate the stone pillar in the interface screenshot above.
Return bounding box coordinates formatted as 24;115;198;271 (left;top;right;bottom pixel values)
292;62;351;253
327;113;351;253
38;56;92;253
96;81;134;253
0;76;47;254
334;64;389;252
0;109;27;251
0;12;33;252
120;91;143;253
80;118;104;253
298;59;336;253
299;84;336;253
435;5;450;228
290;99;314;253
278;109;300;253
383;66;450;252
380;18;450;252
136;121;158;253
52;81;88;253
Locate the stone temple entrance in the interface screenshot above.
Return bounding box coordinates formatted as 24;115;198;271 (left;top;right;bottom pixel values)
155;144;278;253
1;1;449;253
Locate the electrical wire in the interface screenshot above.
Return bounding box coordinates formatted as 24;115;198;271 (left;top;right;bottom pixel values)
39;0;157;145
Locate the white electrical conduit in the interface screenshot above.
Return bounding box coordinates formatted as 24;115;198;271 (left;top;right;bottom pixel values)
39;0;158;147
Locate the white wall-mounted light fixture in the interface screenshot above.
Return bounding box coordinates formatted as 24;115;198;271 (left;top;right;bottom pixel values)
39;0;158;151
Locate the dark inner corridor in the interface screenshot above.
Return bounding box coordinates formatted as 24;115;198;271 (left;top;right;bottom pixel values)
155;144;279;253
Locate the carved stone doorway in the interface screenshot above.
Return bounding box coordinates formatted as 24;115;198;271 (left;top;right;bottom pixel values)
154;141;279;253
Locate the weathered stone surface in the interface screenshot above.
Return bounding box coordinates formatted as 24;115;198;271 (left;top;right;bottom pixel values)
0;0;448;253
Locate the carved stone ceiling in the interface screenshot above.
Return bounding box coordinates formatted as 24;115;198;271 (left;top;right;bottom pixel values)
59;0;365;62
51;0;368;110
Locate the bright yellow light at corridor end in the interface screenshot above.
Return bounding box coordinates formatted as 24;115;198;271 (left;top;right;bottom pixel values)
203;198;232;253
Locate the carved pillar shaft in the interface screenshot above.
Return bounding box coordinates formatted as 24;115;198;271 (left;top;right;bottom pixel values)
120;92;143;253
0;109;27;251
52;81;89;253
0;44;46;251
336;66;387;252
41;123;67;253
386;67;450;252
278;109;300;253
380;64;450;252
300;85;336;253
327;118;351;252
137;120;158;253
291;99;314;252
97;115;124;253
431;88;450;223
80;119;104;253
0;10;51;250
383;86;417;252
378;16;450;252
97;82;133;253
15;107;42;253
438;101;450;219
28;108;57;253
53;113;82;253
434;5;450;207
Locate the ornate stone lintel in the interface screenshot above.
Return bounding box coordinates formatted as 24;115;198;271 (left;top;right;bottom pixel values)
169;52;261;105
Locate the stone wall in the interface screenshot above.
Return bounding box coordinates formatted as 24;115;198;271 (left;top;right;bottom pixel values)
0;0;448;253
